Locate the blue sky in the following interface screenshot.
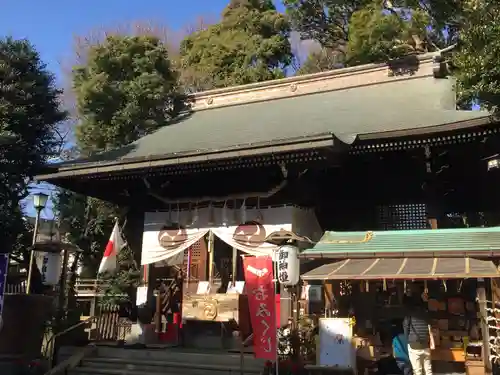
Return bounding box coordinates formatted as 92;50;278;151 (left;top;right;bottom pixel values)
0;0;284;83
0;0;284;218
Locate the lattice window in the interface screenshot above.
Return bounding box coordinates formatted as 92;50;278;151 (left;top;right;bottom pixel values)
182;240;207;280
377;204;428;230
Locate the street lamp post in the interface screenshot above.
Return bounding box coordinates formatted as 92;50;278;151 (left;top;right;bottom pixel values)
26;192;49;294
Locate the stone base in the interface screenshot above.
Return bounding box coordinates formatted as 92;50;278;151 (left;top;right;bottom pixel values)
0;294;54;358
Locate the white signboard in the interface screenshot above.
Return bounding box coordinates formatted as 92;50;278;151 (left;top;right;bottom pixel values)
319;318;356;370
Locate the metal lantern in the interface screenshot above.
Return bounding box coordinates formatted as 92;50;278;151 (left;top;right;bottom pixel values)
277;244;300;286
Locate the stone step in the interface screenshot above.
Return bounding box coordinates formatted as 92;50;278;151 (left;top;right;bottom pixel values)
70;368;190;375
80;357;262;374
93;347;264;367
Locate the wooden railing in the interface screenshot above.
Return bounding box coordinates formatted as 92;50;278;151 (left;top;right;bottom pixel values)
3;278;108;297
5;282;26;294
74;278;109;297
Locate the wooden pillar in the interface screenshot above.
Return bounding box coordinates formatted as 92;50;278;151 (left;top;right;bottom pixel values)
155;292;162;335
477;279;492;373
323;281;333;317
423;146;438;229
231;247;237;284
207;231;214;283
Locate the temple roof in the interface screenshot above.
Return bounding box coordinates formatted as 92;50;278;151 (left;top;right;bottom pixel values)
37;53;491;181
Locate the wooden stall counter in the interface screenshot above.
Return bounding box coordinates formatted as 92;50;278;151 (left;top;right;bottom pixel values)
432;348;465;362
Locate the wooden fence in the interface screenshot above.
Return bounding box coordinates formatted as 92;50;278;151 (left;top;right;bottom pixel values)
91;304;132;342
5;279;132;343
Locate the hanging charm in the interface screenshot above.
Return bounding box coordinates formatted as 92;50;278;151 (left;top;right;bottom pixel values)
365;281;369;292
383;279;387;292
442;280;447;292
458;280;463;293
422;280;429;302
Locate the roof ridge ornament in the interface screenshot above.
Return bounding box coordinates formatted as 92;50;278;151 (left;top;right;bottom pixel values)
432;43;457;79
321;231;374;244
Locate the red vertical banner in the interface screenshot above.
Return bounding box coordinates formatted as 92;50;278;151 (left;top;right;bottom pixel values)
243;256;277;360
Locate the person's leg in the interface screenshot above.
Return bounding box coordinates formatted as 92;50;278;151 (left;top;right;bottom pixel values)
408;345;424;375
422;348;433;375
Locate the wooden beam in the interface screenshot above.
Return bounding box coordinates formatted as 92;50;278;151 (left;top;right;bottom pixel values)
477;280;492;373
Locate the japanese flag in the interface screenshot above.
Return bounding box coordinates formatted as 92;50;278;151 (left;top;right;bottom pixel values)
98;221;124;274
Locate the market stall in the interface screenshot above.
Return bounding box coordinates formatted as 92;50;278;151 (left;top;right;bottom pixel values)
301;257;497;375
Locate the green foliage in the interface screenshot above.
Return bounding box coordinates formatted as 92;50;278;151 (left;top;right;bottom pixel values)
296;48;344;75
98;244;141;305
453;1;500;111
55;191;119;273
54;33;184;305
286;0;462;71
0;37;66;276
72;34;183;153
347;4;429;65
284;0;372;50
179;0;292;91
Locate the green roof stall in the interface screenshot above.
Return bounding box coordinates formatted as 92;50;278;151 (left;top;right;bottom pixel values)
300;227;500;259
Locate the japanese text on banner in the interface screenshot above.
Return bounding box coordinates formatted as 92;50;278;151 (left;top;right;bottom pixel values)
243;256;276;360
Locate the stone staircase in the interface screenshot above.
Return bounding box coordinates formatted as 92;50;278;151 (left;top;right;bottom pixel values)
58;346;265;375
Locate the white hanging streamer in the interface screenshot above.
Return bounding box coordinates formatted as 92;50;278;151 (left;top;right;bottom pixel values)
240;199;247;223
222;200;229;226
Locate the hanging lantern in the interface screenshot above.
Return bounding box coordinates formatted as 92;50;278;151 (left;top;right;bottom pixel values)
35;251;61;286
276;244;300;286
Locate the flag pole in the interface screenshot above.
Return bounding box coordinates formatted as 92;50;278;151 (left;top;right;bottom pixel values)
273;250;279;375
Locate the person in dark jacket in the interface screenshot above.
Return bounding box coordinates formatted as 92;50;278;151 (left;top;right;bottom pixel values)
403;298;435;375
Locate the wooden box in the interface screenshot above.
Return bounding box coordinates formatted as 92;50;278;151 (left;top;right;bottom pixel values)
182;293;243;322
466;360;485;375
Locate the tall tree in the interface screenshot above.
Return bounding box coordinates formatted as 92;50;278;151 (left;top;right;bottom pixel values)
346;2;429;65
72;34;183;154
453;0;500;111
179;0;292;91
0;37;67;292
286;0;462;72
55;33;181;304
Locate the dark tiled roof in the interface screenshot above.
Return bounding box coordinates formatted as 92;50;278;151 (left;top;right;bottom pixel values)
58;76;489;169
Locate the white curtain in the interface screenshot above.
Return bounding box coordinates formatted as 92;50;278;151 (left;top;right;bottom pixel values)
141;228;209;265
212;223;288;257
